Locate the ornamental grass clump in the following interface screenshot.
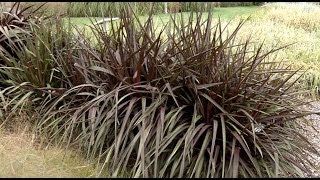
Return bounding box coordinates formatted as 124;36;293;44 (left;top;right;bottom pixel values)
0;2;72;118
34;5;320;178
0;3;318;178
0;2;46;61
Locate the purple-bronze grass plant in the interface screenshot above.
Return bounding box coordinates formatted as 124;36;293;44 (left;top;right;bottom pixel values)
0;3;319;178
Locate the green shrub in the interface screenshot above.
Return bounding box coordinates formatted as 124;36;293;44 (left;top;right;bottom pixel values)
30;6;320;178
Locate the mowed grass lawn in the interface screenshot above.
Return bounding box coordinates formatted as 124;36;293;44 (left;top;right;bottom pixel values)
64;6;261;27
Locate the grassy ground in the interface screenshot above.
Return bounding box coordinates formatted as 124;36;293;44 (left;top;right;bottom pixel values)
64;6;261;27
211;6;260;19
0;115;109;178
236;3;320;97
0;131;96;177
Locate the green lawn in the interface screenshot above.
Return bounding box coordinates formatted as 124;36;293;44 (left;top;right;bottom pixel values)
211;6;260;19
64;6;261;27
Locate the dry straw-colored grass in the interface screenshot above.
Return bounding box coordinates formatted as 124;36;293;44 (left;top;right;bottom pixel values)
0;113;104;178
259;2;320;32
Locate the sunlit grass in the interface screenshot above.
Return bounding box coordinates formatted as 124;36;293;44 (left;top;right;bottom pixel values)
0;130;102;177
62;6;262;50
0;115;110;178
64;6;261;28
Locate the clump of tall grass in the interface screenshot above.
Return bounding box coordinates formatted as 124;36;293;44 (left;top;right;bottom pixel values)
0;2;45;61
0;3;73;118
0;3;319;178
34;6;320;178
